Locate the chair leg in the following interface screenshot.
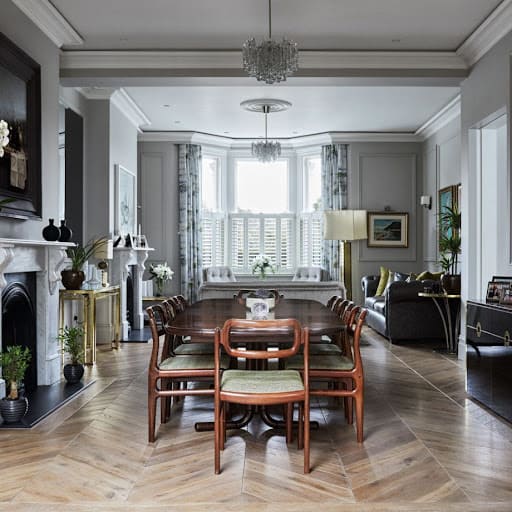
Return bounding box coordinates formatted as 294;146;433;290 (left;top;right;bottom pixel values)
285;403;293;443
354;389;364;443
214;398;221;474
297;403;304;450
220;402;226;451
304;397;310;474
148;393;158;443
345;380;354;424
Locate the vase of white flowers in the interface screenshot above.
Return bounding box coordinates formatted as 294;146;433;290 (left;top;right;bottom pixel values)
251;255;275;279
0;120;9;158
149;262;174;296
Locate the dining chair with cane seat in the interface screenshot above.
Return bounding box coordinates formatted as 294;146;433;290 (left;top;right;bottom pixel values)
214;318;310;474
286;307;367;443
147;304;230;443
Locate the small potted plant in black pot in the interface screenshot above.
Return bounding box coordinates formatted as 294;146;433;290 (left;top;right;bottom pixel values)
0;345;31;423
58;325;85;383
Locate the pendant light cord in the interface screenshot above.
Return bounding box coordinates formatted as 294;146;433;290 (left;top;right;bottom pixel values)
268;0;272;39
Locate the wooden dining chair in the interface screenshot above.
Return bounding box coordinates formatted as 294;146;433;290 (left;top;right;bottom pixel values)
327;295;341;310
214;318;310;474
146;304;230;442
287;307;367;443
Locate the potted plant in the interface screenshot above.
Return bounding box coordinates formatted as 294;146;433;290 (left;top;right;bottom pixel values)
0;345;31;423
439;204;461;294
58;325;85;383
61;237;107;290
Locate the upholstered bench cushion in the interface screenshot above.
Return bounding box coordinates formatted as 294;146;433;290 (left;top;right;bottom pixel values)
221;369;304;393
160;354;230;370
286;355;354;371
174;342;214;355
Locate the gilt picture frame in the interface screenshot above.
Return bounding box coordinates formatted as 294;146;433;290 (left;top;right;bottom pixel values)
367;212;409;248
0;32;41;219
115;164;136;236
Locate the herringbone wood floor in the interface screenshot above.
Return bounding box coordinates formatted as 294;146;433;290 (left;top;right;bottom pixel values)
1;328;512;512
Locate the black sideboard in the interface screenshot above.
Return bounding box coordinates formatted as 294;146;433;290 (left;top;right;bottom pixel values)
466;300;512;422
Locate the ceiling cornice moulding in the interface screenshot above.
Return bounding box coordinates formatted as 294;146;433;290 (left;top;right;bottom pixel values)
111;89;151;130
60;50;468;75
12;0;83;48
457;0;512;66
415;95;461;140
138;131;420;146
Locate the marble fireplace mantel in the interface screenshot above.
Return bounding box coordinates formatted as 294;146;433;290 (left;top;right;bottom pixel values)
111;246;153;340
0;238;74;398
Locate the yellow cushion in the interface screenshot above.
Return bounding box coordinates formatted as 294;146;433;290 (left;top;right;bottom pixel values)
375;266;389;296
417;270;443;281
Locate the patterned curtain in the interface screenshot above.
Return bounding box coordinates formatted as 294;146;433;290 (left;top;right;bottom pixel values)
178;144;202;303
321;144;349;280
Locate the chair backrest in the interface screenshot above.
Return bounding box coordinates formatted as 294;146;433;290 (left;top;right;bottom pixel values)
334;299;350;317
218;318;304;361
327;295;340;310
147;304;167;369
169;295;186;312
203;266;236;283
175;294;189;308
234;289;253;304
346;307;367;365
292;266;327;282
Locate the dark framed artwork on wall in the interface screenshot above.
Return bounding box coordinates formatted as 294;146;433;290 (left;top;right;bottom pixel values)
0;32;41;219
367;212;409;248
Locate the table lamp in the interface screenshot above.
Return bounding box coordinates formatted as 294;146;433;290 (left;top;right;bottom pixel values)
323;210;367;300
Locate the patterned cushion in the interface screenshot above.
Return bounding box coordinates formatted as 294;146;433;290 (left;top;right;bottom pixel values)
159;354;230;370
221;370;304;393
174;342;214;355
285;354;354;371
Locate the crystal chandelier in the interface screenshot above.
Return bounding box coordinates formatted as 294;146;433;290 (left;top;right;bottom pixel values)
252;105;281;163
242;0;299;84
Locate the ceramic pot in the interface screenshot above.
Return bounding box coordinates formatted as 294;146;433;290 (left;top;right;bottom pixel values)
42;218;60;241
58;220;72;242
63;363;84;384
0;397;28;423
441;274;461;295
61;270;85;290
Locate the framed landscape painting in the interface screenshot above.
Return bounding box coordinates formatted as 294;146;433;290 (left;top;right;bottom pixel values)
367;212;409;248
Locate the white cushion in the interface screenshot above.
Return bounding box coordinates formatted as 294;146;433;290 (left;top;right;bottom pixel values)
203;266;236;282
292;267;324;282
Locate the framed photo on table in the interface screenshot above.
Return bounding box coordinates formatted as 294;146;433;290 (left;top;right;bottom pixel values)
367;212;408;248
115;164;136;235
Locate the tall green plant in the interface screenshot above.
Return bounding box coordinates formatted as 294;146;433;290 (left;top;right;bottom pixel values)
66;237;108;272
0;346;31;400
58;325;85;365
439;204;461;275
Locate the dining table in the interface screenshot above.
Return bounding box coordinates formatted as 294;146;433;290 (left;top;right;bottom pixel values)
164;297;345;431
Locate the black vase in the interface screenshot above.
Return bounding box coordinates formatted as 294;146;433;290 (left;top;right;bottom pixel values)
42;218;60;241
0;397;28;423
58;220;72;242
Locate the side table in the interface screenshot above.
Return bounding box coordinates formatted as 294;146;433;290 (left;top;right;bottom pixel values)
59;286;121;365
418;292;461;353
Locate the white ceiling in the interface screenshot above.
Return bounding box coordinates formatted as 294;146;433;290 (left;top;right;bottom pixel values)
48;0;505;136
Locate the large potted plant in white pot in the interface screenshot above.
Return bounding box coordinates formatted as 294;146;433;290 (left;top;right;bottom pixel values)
439;204;461;294
0;345;31;423
58;325;85;383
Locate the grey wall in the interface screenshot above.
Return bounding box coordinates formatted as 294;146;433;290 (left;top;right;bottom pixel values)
460;29;512;308
421;117;461;268
138;141;181;296
0;2;60;239
348;142;423;304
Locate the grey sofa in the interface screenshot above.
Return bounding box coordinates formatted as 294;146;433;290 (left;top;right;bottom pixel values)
361;275;445;342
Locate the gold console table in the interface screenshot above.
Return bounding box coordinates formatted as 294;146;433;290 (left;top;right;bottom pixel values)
59;286;121;365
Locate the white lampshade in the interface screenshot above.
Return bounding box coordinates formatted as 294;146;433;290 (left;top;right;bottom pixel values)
94;239;114;260
323;210;368;241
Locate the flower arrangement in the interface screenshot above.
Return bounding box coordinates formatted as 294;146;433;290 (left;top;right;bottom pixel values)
149;262;174;295
251;254;275;279
0;120;9;157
